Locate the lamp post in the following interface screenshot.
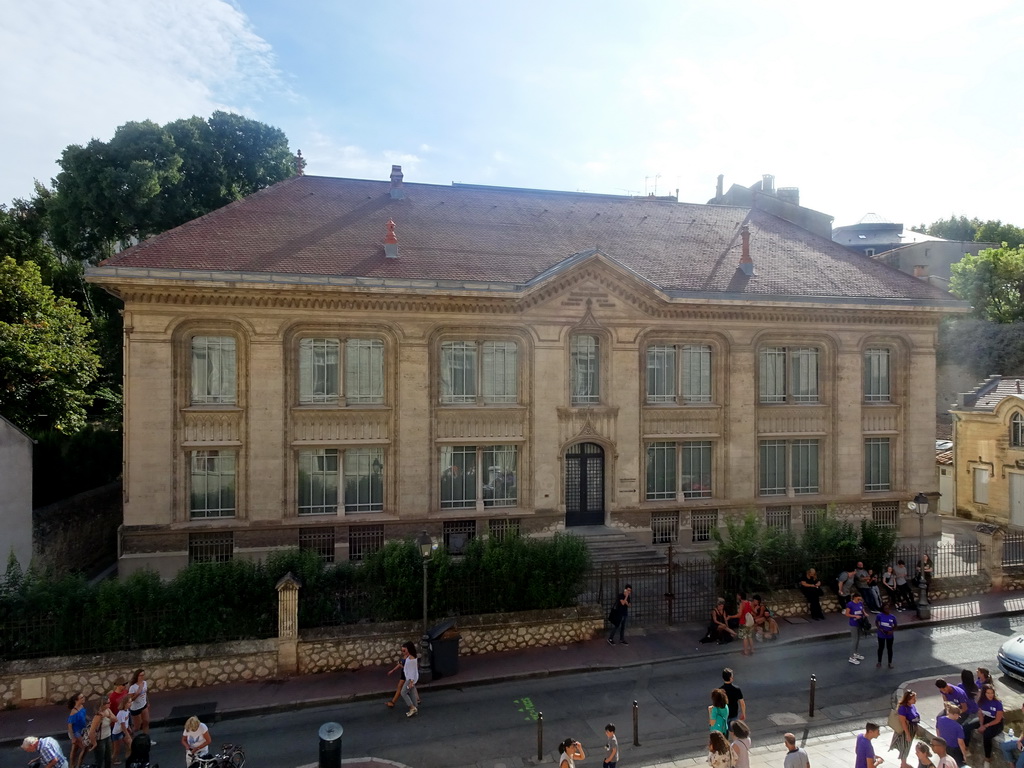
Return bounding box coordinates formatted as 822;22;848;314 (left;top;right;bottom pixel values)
908;493;930;619
417;531;434;682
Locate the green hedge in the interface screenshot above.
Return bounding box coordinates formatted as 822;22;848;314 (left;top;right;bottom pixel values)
0;533;591;659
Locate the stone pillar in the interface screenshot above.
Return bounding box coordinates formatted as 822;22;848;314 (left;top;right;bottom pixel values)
275;572;302;674
976;527;1005;591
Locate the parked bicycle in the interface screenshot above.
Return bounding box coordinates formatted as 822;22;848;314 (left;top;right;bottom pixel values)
189;743;245;768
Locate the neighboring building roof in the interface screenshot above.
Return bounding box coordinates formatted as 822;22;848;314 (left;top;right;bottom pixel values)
936;449;953;466
95;173;960;306
953;374;1024;411
0;415;34;444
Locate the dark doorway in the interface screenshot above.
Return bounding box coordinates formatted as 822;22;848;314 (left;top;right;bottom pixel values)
564;442;605;526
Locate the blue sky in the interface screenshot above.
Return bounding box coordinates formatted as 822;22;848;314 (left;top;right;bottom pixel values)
3;1;1022;228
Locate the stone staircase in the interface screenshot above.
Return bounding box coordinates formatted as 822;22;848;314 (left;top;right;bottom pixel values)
568;525;668;566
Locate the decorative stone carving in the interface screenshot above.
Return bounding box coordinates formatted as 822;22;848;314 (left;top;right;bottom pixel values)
182;410;242;443
643;408;721;437
292;410;391;442
435;409;526;440
862;406;900;434
757;406;828;435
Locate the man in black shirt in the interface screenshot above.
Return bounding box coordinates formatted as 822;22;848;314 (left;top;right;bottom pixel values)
722;667;746;725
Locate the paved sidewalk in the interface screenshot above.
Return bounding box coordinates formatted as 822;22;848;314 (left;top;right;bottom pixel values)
5;590;1024;767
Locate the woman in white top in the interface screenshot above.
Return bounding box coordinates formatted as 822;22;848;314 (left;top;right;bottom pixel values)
181;715;212;767
729;721;751;768
559;738;586;768
399;641;420;717
128;669;152;741
708;731;734;768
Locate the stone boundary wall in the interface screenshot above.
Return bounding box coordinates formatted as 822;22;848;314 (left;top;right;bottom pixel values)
299;606;603;673
0;606;603;709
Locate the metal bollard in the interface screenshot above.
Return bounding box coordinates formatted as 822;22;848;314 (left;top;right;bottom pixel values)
808;675;816;718
318;721;343;768
633;700;640;746
537;711;544;761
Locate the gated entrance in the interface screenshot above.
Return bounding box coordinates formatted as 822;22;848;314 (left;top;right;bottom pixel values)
565;442;605;526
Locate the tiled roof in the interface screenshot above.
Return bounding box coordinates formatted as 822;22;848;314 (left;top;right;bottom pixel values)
97;175;958;303
974;384;1024;410
936;449;953;466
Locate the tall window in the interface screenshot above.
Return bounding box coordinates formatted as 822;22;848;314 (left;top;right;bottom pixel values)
864;348;891;402
758;439;819;496
189;450;236;518
864;437;891;492
1012;413;1024;448
298;449;339;515
645;441;712;500
299;337;384;405
759;346;819;404
440;445;518;508
191;336;236;404
440;340;518;404
974;467;990;504
646;344;712;404
571;334;600;405
298;447;384;514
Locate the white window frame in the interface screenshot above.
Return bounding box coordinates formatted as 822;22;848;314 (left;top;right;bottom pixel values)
191;336;237;405
759;346;820;404
189;449;237;518
440;339;518;405
646;344;712;404
864;437;891;492
571;334;600;405
864;348;891;403
299;337;385;405
440;444;519;509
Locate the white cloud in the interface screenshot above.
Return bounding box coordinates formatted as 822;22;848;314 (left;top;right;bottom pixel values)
0;0;286;202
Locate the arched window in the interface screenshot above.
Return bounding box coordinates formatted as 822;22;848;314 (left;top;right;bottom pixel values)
1012;412;1024;448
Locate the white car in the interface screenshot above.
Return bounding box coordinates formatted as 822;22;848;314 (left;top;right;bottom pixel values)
998;634;1024;682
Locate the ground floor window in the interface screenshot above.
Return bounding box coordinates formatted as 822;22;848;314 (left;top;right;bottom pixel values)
691;510;718;542
348;524;384;561
443;520;477;554
189;450;236;518
651;511;679;544
188;532;233;564
440;445;518;509
299;527;336;563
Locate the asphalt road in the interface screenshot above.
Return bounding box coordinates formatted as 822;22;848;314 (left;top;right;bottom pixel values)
142;614;1024;768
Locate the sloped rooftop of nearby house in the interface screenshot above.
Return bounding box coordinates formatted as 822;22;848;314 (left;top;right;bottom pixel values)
94;171;961;305
953;374;1024;411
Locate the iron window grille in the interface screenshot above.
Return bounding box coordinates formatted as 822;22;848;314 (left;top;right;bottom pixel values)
348;524;384;562
651;512;680;544
691;510;718;542
299;527;336;563
443;520;477;554
188;532;234;564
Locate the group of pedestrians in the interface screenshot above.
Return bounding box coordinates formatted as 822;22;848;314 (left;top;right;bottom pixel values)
704;668;752;768
800;557;933;623
703;592;780;652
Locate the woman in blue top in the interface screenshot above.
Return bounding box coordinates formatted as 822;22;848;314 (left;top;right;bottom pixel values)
66;692;89;768
896;690;921;768
965;683;1003;764
875;604;897;669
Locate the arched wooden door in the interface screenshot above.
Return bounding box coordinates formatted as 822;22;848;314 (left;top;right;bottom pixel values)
564;442;605;526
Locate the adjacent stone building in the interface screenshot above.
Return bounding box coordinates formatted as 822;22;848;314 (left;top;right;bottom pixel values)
87;167;963;576
0;415;34;569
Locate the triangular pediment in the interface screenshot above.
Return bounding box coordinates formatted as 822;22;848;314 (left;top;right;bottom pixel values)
517;249;669;319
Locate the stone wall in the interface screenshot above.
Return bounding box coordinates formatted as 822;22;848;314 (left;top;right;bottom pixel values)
299;605;603;673
0;606;603;709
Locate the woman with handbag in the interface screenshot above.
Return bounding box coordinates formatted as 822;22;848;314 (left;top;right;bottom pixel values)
893;689;920;768
88;699;116;768
67;692;91;768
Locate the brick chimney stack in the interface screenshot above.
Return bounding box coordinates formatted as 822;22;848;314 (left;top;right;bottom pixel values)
738;224;754;276
384;219;398;259
390;165;404;200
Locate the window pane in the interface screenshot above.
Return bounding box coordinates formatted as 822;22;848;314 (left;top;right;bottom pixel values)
482;341;518;404
345;339;384;404
298;449;339;515
190;450;236;517
681;344;712;403
974;468;990;504
191;336;236;404
571;335;600;405
791;439;820;494
759;440;787;495
759;347;786;403
864;348;891;403
646;442;676;500
1013;413;1024;447
441;341;478;404
790;347;819;403
440;446;477;508
343;448;384;512
299;338;339;404
681;441;712;498
864;438;891;491
646;346;676;404
483;445;517;507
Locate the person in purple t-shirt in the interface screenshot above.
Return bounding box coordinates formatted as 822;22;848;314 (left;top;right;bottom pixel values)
855;722;883;768
875;605;897;668
964;684;1004;764
844;594;866;665
935;702;967;766
936;678;978;726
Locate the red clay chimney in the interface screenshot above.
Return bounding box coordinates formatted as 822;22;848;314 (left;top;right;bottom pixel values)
738;225;754;276
384;218;398;258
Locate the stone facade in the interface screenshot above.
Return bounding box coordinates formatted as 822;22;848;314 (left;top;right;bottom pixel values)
0;606;602;709
0;415;33;570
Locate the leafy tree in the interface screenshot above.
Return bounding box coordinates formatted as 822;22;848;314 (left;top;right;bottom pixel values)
912;215;980;241
45;112;298;261
950;244;1024;323
0;257;99;433
975;221;1024;249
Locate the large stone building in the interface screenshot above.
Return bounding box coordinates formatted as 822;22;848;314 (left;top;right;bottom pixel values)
88;167;963;576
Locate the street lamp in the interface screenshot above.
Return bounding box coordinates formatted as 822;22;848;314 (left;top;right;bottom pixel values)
908;493;930;619
417;531;434;682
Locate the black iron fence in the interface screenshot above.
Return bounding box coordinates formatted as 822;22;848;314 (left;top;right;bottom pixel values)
1004;532;1024;567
